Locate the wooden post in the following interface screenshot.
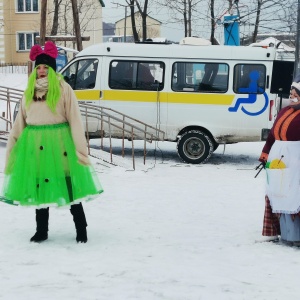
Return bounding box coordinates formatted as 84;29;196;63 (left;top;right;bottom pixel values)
27;61;33;76
40;0;47;46
71;0;83;51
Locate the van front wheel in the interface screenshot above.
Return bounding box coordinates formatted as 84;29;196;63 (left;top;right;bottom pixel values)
177;130;214;164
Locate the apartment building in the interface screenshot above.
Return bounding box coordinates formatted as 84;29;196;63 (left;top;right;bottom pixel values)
0;0;105;64
0;2;4;62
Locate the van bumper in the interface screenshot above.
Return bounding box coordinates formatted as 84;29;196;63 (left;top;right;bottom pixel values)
261;128;270;141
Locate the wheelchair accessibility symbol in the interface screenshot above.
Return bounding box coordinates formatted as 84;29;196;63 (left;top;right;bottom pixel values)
228;70;269;116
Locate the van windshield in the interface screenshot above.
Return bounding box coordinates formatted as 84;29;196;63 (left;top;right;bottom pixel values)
62;59;98;90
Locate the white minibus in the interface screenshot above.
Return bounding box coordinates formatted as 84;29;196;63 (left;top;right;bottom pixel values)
60;42;294;163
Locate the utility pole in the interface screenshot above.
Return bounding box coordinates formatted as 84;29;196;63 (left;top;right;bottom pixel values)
40;0;47;46
294;0;300;78
124;6;128;42
112;2;130;42
71;0;83;51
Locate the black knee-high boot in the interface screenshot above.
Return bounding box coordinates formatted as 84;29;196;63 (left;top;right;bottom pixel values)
30;208;49;242
70;203;88;243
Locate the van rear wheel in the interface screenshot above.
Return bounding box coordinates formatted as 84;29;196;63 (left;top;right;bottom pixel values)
177;130;213;164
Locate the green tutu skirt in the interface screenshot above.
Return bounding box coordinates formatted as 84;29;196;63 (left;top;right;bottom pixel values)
1;122;103;207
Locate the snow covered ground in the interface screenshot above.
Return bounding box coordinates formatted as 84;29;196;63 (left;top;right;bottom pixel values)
0;73;298;300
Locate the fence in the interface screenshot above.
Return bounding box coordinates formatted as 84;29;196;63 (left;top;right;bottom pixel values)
0;63;30;74
80;103;165;169
0;86;23;140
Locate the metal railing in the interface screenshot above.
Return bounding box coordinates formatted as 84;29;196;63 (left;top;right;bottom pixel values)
0;87;165;169
0;86;23;140
79;103;165;170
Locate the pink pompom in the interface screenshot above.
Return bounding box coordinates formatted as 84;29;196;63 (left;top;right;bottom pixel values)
29;44;43;61
44;41;58;59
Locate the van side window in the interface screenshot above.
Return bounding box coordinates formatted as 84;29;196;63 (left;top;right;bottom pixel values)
172;62;229;93
109;60;164;91
61;59;98;90
233;64;266;94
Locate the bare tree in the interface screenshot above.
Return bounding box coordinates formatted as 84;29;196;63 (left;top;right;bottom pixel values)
50;0;63;35
155;0;202;37
48;0;101;39
192;0;227;43
209;0;217;44
112;0;159;42
237;0;294;43
252;0;263;42
128;0;140;41
273;0;297;45
123;0;160;41
133;0;149;41
154;0;297;44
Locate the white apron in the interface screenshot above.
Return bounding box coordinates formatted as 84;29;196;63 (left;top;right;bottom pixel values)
266;140;300;214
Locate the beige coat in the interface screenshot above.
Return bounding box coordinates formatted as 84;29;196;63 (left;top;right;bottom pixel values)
5;80;90;167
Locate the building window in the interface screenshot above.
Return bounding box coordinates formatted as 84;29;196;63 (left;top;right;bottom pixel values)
17;32;38;51
17;0;38;12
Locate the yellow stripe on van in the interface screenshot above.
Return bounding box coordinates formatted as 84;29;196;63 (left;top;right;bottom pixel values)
76;89;235;106
169;93;235;105
105;90;235;105
75;90;100;100
104;90;168;102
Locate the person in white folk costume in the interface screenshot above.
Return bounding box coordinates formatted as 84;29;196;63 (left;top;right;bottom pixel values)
259;76;300;245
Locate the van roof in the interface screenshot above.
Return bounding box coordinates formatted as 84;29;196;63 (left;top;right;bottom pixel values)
76;42;278;61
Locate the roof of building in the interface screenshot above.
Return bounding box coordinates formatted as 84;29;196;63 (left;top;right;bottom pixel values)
115;11;162;24
249;37;295;52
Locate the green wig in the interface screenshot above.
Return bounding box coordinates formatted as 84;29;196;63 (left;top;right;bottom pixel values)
24;66;64;112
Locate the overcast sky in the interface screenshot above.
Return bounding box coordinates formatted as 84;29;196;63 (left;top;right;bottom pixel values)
101;1;294;45
101;1;265;44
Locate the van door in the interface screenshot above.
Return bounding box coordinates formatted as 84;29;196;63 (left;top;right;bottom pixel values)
102;59;167;138
230;63;271;140
60;57;102;138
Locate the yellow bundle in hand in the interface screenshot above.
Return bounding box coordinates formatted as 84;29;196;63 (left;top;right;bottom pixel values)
269;159;286;169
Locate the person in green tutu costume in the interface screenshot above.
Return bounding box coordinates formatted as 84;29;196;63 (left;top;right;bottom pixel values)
1;41;103;243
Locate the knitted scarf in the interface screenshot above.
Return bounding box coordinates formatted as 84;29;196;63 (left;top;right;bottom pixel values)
35;78;48;99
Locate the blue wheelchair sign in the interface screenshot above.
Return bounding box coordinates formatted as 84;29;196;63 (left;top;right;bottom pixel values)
228;70;269;116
